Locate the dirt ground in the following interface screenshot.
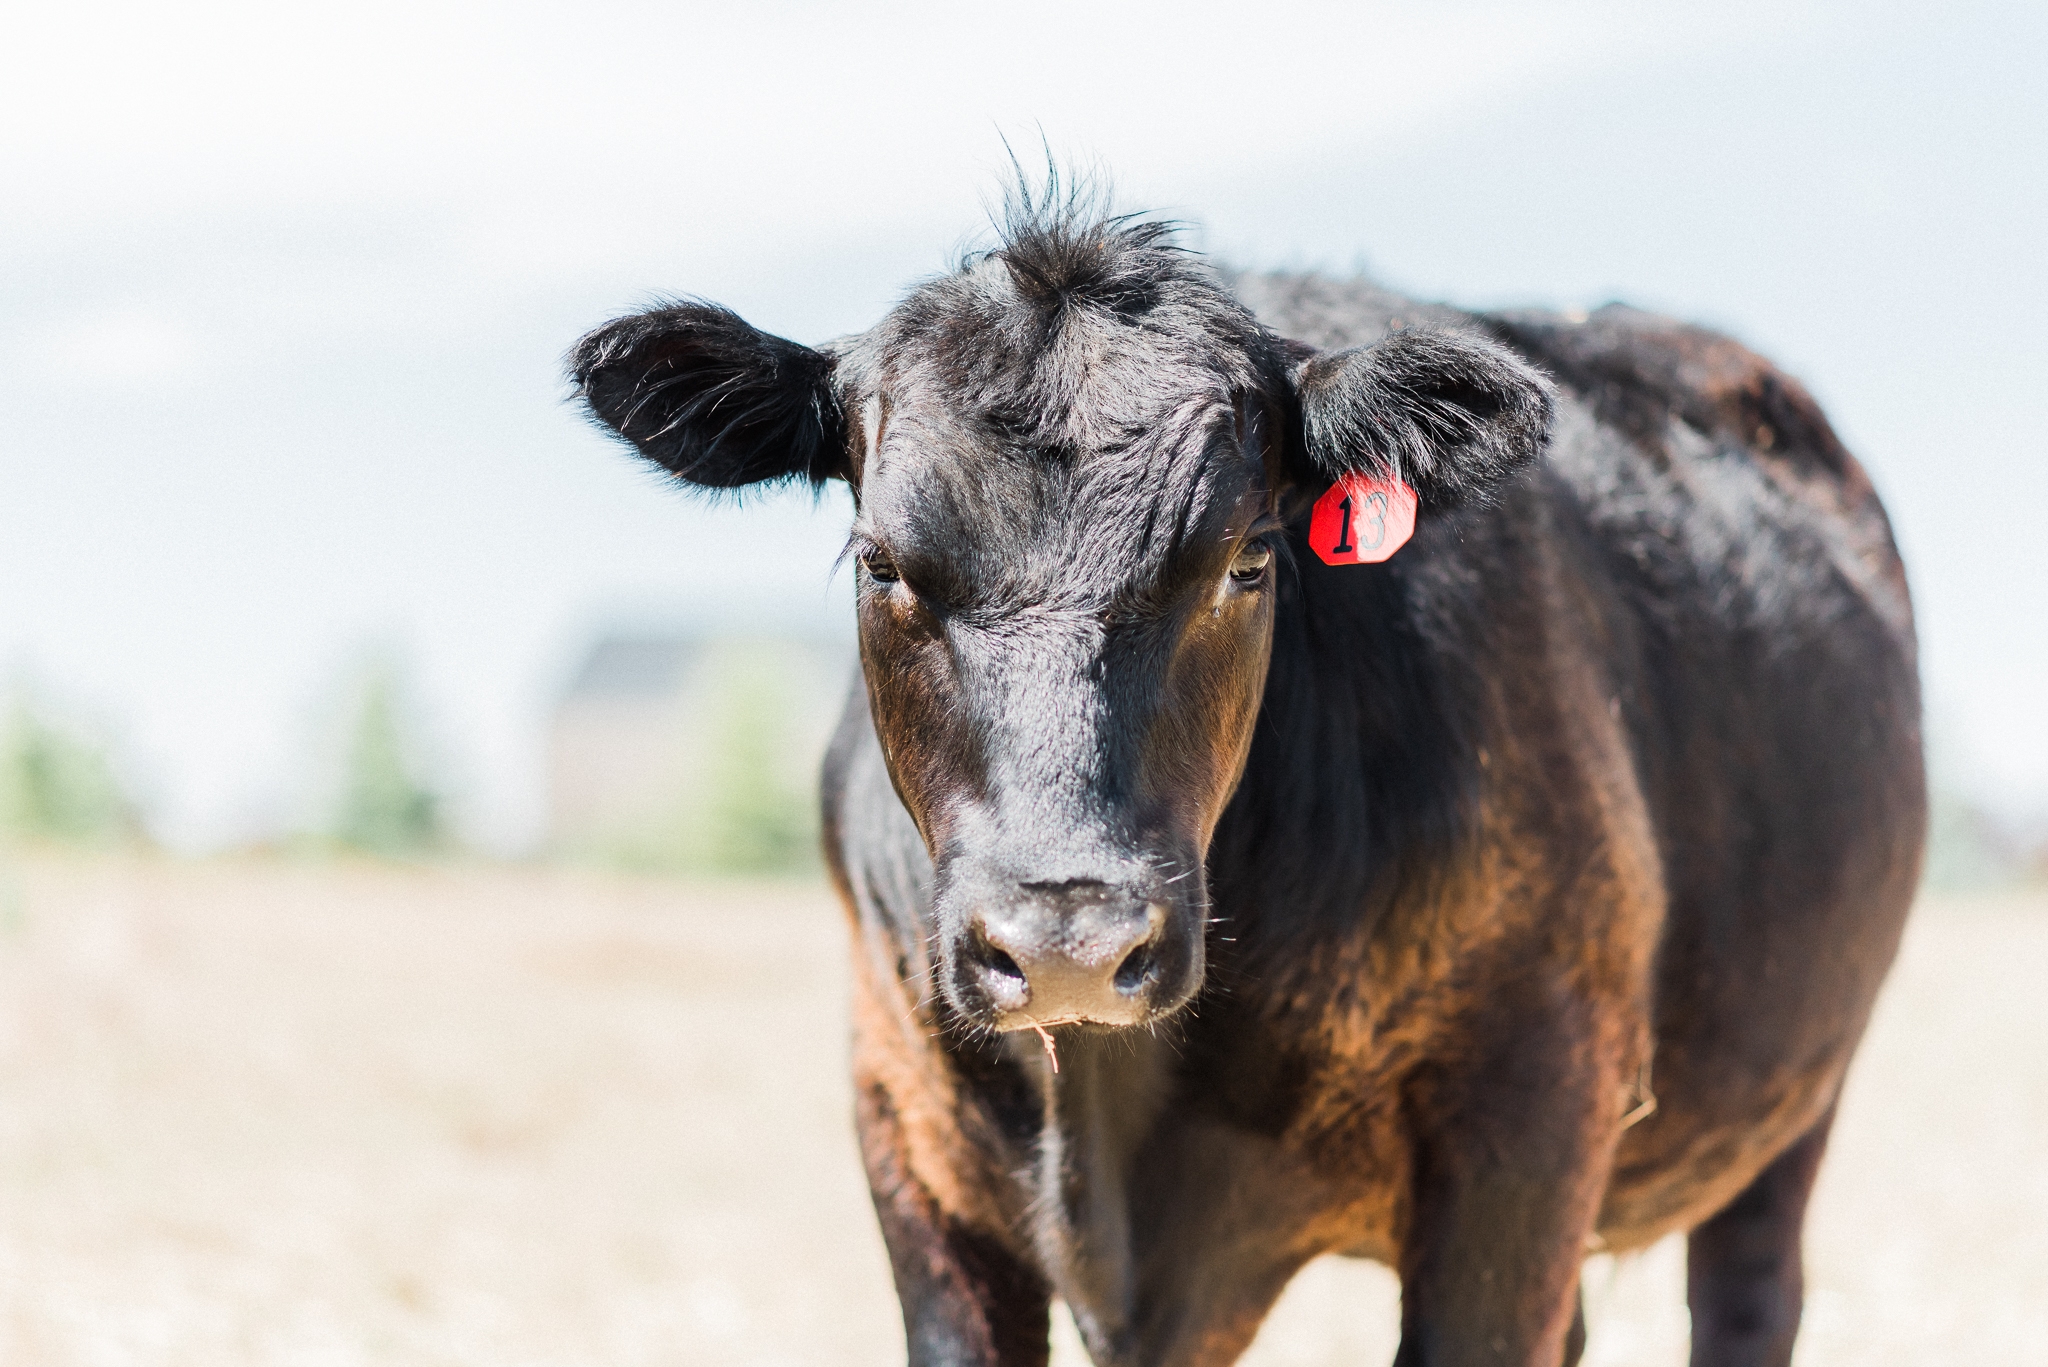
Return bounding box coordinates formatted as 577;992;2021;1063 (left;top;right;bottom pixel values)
0;856;2042;1366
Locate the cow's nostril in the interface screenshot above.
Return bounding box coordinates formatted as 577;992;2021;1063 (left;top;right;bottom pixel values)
985;947;1027;984
1113;942;1156;994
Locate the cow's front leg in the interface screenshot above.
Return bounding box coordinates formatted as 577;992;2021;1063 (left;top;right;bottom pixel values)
1392;1029;1626;1367
857;1074;1051;1366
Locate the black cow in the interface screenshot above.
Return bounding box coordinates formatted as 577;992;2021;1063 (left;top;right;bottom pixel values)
569;187;1924;1367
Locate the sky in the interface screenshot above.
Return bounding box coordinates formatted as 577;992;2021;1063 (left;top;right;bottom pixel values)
2;0;2042;850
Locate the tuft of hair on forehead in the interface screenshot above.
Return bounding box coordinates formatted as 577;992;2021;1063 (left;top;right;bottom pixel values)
982;164;1186;319
849;162;1278;458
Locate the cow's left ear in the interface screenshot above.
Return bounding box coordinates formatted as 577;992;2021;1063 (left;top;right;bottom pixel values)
1287;328;1553;511
569;301;848;489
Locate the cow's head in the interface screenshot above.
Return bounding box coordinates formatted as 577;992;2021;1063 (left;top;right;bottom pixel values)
570;202;1550;1036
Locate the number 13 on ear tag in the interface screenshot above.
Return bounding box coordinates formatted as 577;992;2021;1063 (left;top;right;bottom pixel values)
1311;473;1418;566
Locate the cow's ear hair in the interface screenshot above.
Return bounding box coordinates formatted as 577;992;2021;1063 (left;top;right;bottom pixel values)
1287;328;1552;511
569;301;847;489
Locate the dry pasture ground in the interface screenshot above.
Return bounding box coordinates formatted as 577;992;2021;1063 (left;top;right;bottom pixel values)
0;855;2043;1365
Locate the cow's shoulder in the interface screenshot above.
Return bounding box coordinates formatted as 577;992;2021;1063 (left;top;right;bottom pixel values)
1480;304;1862;493
1484;304;1912;632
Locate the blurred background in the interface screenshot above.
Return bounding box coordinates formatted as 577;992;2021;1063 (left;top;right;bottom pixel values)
4;0;2045;866
2;1;2044;1363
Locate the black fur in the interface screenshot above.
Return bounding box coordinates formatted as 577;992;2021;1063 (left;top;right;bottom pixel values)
1294;327;1554;510
568;301;845;488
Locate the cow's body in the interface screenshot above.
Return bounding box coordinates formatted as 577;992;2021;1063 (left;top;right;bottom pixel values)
570;194;1923;1366
819;275;1922;1365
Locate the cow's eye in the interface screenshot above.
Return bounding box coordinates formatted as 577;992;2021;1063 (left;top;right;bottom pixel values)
860;547;902;583
1229;542;1273;585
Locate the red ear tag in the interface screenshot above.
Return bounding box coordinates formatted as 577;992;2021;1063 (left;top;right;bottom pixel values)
1311;473;1418;565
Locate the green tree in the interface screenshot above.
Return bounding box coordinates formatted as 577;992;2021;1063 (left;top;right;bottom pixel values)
331;661;444;857
0;697;137;847
576;640;822;877
695;648;814;874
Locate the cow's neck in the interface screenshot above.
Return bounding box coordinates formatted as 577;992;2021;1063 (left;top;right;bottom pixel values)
1207;549;1482;977
1025;1027;1175;1360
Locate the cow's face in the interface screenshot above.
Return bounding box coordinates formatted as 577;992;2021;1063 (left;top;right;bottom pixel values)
836;294;1285;1032
570;210;1550;1036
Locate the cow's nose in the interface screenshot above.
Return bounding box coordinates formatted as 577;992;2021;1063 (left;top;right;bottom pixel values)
968;882;1167;1027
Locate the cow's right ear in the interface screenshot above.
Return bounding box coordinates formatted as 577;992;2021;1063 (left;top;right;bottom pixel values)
569;302;848;489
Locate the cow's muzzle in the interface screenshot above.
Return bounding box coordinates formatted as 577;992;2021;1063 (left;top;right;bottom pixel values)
949;876;1201;1031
